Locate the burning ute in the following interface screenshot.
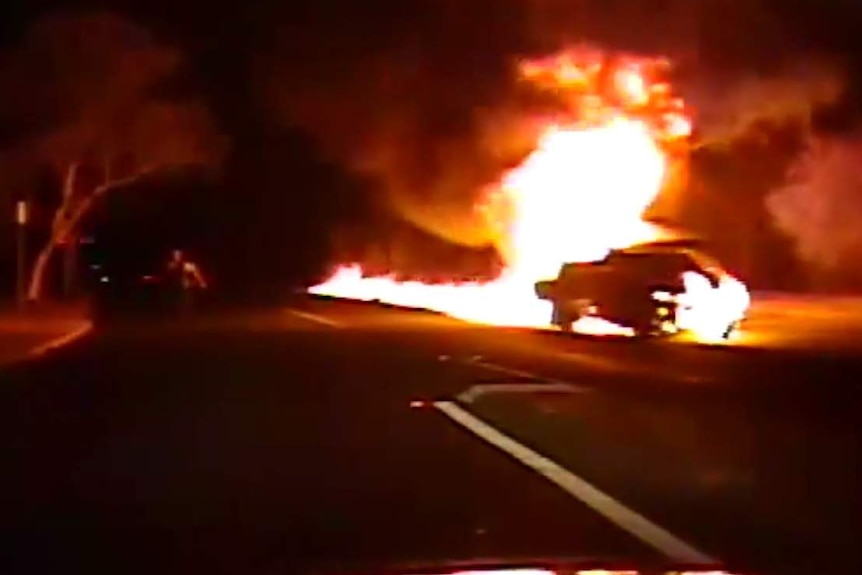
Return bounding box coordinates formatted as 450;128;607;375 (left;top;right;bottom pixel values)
534;242;749;340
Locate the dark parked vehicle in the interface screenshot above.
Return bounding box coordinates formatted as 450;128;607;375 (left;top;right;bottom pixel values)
90;261;173;321
89;250;208;322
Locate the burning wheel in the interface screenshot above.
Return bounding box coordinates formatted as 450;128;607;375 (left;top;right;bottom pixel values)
551;303;576;332
551;299;594;332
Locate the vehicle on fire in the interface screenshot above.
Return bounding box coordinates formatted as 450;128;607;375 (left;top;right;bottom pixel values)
534;241;744;338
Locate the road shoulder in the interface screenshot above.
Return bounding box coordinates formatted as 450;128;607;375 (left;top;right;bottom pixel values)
0;306;92;368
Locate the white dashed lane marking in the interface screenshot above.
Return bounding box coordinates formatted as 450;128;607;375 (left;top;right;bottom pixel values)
286;309;344;328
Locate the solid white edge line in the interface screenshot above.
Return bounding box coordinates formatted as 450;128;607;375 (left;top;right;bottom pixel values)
434;400;717;566
287;309;344;328
29;322;93;357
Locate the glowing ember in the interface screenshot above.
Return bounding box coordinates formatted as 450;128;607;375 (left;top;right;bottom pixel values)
310;47;749;338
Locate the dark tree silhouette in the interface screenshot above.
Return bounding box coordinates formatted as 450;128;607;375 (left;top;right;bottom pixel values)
0;11;226;301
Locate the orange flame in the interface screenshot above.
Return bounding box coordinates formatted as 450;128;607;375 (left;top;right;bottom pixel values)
310;47;748;339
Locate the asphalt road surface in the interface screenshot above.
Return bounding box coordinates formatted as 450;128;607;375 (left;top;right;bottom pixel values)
1;296;859;575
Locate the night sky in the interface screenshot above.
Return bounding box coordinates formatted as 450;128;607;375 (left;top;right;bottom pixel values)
1;0;861;297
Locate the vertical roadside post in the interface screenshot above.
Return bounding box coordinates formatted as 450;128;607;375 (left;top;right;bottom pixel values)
15;199;28;309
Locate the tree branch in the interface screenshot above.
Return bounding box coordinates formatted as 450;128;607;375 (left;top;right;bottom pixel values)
58;164;160;242
52;161;81;234
62;161;80;199
94;164;159;198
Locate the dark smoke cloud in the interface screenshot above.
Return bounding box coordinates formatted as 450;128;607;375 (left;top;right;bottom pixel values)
532;1;846;145
767;134;862;284
685;60;843;147
260;0;850;267
261;0;535;249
